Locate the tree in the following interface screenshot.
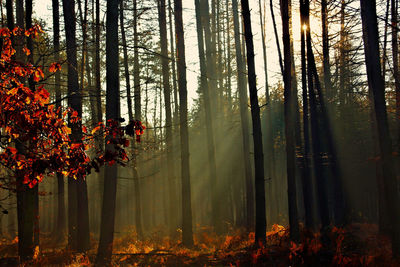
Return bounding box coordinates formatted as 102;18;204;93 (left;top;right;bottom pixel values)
0;25;131;262
132;0;143;240
232;0;254;231
52;0;66;243
196;0;219;232
360;0;400;257
96;0;120;264
299;0;314;231
281;0;299;241
241;0;266;245
62;0;91;252
157;0;175;236
174;0;194;247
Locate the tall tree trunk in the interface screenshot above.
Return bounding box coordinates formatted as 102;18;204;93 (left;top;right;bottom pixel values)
6;0;16;240
321;0;332;100
15;0;36;261
382;0;390;82
241;0;266;245
25;0;39;248
78;0;96;125
281;0;299;241
157;0;176;236
360;0;400;257
303;0;330;240
232;0;254;231
95;0;119;264
120;1;133;122
392;0;400;154
52;0;66;243
376;0;391;234
168;0;179;127
133;0;143;240
197;0;219;232
62;0;79;251
226;0;232;106
75;0;90;253
299;0;314;230
270;0;284;76
259;0;269;100
95;0;102;127
174;0;194;247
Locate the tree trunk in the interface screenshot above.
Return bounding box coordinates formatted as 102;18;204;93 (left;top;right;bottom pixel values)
63;0;90;252
25;0;39;248
303;0;330;240
232;0;254;231
270;0;283;76
168;0;179;127
157;0;176;236
360;0;400;257
95;0;119;264
15;0;36;261
281;0;299;241
95;0;102;127
52;0;66;243
174;0;194;247
197;0;220;232
392;0;400;155
321;0;332;100
299;0;314;230
241;0;266;245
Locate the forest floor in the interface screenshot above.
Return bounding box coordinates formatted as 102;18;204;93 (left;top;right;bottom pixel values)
0;223;399;266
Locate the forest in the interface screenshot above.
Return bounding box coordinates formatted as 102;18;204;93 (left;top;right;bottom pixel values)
0;0;399;265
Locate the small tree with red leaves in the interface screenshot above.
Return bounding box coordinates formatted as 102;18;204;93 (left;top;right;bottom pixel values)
0;26;143;261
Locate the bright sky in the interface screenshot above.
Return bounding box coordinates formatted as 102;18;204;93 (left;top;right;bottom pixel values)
32;0;306;110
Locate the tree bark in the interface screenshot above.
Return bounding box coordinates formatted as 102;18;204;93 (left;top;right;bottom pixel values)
299;0;314;230
174;0;194;247
197;0;219;232
62;0;78;251
96;0;119;264
241;0;266;245
270;0;284;76
232;0;254;231
132;0;143;240
157;0;176;236
52;0;66;243
281;0;299;241
360;0;400;257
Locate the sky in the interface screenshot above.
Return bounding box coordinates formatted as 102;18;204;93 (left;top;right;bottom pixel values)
31;0;307;110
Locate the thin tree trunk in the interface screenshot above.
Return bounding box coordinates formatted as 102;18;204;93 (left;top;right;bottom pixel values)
304;0;330;240
95;0;119;264
392;0;400;153
25;0;39;249
15;0;36;261
95;0;102;127
360;0;400;257
299;0;314;230
157;0;176;236
232;0;254;232
52;0;66;243
62;0;80;251
321;0;332;99
75;0;90;252
6;0;16;240
168;0;179;126
281;0;299;241
195;0;219;232
133;0;143;240
241;0;266;245
270;0;284;76
174;0;194;247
